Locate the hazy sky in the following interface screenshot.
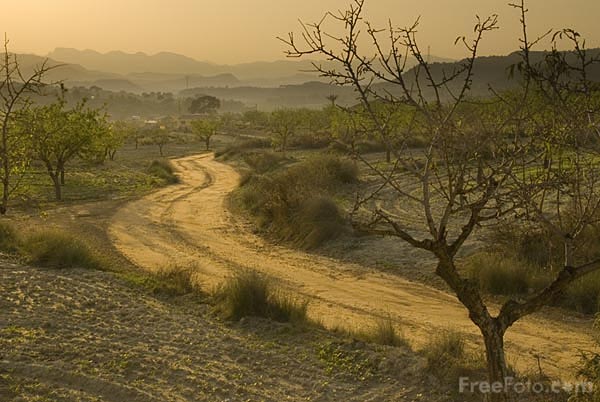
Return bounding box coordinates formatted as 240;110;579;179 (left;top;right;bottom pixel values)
2;0;599;64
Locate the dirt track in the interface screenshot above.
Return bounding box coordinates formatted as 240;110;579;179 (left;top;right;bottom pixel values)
109;153;597;378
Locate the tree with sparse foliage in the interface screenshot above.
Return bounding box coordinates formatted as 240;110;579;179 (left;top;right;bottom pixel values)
269;109;301;156
0;37;52;214
282;1;600;400
190;118;220;150
27;97;108;201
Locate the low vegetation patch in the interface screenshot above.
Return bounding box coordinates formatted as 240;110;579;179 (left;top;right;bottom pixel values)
20;229;104;270
0;221;20;254
473;222;600;314
119;264;202;298
214;270;308;323
359;316;409;348
147;159;179;184
423;330;486;385
466;252;541;296
234;153;357;249
216;137;272;159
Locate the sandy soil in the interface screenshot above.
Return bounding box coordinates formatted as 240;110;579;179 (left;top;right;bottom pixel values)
109;153;598;379
0;262;437;402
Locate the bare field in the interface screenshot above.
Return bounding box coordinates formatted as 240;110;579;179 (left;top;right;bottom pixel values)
0;262;437;402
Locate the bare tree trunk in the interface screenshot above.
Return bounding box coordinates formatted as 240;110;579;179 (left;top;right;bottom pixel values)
60;168;65;185
205;137;210;151
481;324;509;402
51;173;62;201
1;176;8;215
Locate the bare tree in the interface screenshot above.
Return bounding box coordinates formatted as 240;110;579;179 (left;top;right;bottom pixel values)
0;36;52;214
281;1;600;400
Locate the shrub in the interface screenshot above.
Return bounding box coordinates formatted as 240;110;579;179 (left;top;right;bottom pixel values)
287;197;348;249
152;265;199;297
147;159;179;184
0;221;20;254
21;229;103;270
214;270;308;323
289;131;331;149
242;152;287;174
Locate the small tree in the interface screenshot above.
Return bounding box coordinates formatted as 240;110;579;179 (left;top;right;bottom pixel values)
190;118;220;150
0;37;52;214
28;98;108;200
189;95;220;114
103;120;133;161
329;106;363;154
243;109;269;129
147;127;171;156
269;109;301;156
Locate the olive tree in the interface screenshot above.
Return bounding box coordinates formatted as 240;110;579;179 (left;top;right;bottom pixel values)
281;1;600;400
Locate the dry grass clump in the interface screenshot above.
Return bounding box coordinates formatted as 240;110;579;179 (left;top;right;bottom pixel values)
147;159;179;184
359;316;409;347
423;330;486;385
214;270;308;323
0;221;20;254
20;229;104;270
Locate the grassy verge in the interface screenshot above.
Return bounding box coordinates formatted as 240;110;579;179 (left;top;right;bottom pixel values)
233;152;357;249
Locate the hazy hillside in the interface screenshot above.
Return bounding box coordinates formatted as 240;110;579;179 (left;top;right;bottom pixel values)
6;53;119;84
396;49;600;99
47;48;455;87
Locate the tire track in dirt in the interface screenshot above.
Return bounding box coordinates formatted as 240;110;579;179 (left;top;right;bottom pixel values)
109;153;597;379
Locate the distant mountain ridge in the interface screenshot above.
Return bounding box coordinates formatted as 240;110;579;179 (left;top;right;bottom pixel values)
47;47;455;85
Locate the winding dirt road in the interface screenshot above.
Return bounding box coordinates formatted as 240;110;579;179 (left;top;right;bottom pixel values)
109;153;597;378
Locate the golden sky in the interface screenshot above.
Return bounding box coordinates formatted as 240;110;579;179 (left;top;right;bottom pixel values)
2;0;599;64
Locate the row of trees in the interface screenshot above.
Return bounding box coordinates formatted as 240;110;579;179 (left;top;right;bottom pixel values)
242;106;402;157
